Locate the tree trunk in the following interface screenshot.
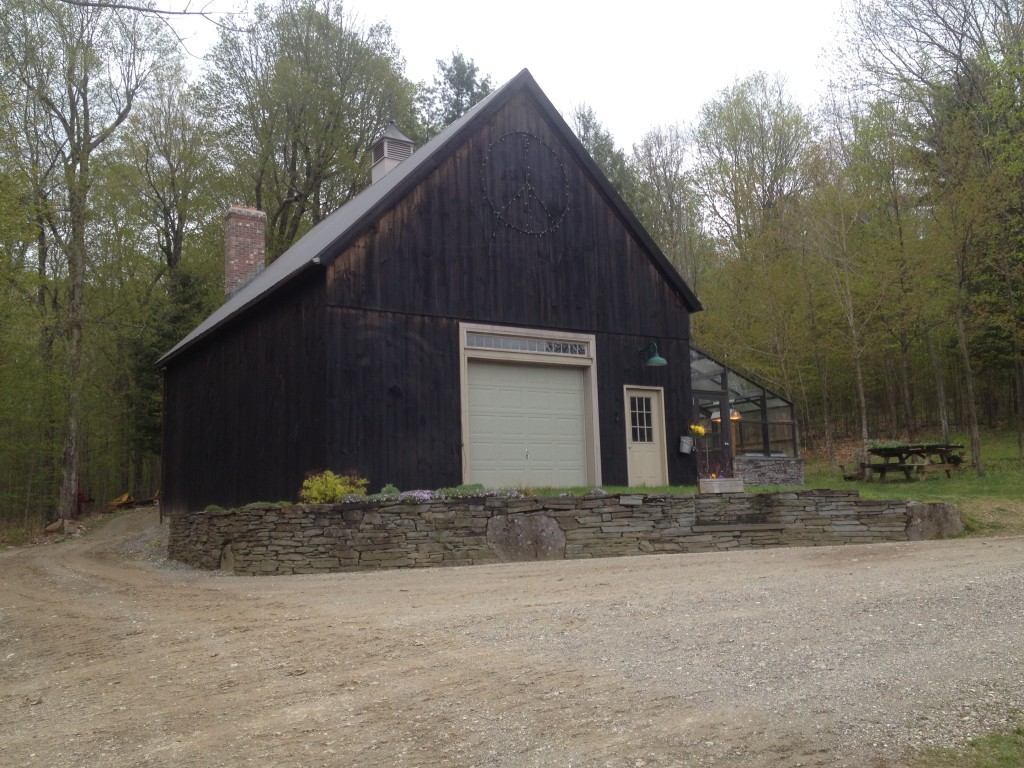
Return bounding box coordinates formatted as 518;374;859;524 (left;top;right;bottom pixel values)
1015;351;1024;460
803;260;834;466
884;357;900;435
837;264;870;456
853;346;869;456
56;175;89;521
1002;272;1024;460
925;326;950;444
898;321;916;441
954;306;984;476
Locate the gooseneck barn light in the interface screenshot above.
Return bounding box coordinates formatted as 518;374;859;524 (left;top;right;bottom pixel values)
639;342;667;367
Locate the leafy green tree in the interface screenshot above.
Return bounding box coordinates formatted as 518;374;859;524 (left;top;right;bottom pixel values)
0;91;52;526
117;65;222;278
971;52;1024;454
845;97;934;442
843;0;1024;471
570;104;642;209
93;80;224;495
695;72;813;259
802;95;890;455
419;51;492;135
1;0;174;521
204;0;419;260
693;73;814;406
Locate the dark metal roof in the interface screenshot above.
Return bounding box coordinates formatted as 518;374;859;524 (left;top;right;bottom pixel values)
157;68;702;367
378;121;414;143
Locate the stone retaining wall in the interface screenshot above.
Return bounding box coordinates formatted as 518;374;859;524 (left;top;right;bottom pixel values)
733;456;805;486
169;491;962;576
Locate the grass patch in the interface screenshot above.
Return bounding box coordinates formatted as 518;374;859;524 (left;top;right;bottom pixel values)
0;525;37;547
910;727;1024;767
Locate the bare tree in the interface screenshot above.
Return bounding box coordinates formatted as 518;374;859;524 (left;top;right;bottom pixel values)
630;124;713;295
120;65;221;277
57;0;215;15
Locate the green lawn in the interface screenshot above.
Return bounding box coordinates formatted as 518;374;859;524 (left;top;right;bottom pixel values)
909;728;1024;767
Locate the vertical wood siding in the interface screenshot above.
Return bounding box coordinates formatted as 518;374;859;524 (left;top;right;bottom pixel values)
324;308;463;492
595;334;697;486
162;276;326;514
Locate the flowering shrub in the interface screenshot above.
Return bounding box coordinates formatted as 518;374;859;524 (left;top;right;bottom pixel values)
302;481;530;505
689;424;707;437
299;471;368;504
364;485;526;504
399;489;434;503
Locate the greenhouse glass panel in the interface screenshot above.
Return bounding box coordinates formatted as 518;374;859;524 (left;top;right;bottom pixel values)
690;348;725;390
689;346;798;459
728;374;763;404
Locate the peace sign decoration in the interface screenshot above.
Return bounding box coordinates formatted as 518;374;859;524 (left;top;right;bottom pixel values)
481;131;569;237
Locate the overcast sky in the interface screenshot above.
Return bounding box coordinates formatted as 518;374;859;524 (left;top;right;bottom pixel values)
173;0;847;149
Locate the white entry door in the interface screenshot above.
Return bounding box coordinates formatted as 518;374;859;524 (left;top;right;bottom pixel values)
467;360;588;488
625;387;668;487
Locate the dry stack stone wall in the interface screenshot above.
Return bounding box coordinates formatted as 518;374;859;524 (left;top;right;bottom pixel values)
169;491;962;575
733;457;805;486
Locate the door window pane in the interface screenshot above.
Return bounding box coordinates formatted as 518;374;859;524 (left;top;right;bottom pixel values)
630;396;653;443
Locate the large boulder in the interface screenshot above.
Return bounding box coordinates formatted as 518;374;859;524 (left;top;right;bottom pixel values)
486;513;566;561
905;502;964;540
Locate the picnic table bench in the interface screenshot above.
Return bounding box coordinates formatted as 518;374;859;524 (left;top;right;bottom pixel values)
860;443;964;482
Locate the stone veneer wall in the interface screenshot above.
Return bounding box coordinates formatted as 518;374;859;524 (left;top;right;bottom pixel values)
733;457;805;486
168;491;960;576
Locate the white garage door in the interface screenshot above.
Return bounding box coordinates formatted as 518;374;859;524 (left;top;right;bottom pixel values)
467;360;588;488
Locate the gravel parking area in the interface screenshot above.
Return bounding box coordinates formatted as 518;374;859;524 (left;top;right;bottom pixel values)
2;509;1023;767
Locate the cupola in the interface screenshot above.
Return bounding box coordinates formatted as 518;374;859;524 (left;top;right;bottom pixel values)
370;122;415;184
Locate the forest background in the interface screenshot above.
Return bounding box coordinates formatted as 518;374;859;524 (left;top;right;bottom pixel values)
1;0;1022;527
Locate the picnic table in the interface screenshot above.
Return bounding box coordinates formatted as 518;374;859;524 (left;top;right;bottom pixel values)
861;443;965;481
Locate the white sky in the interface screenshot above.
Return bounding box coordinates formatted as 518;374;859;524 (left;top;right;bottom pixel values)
171;0;847;149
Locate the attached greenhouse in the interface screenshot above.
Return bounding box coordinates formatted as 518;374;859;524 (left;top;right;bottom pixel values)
689;346;803;486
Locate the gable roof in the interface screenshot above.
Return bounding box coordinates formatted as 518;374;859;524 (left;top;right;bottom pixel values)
157;69;702;367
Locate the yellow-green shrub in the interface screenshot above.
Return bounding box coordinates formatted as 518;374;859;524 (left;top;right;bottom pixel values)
299;471;368;504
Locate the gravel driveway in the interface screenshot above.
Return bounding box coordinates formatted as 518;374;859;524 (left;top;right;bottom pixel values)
2;509;1023;767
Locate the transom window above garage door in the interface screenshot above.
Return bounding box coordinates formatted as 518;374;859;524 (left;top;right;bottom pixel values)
465;332;588;358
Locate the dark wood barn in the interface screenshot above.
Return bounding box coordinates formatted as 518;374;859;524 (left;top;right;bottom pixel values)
157;69;702;515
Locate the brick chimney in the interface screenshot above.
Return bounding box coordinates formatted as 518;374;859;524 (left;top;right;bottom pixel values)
224;205;266;298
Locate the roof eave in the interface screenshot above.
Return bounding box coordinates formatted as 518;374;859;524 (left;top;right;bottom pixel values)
154;259;322;368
